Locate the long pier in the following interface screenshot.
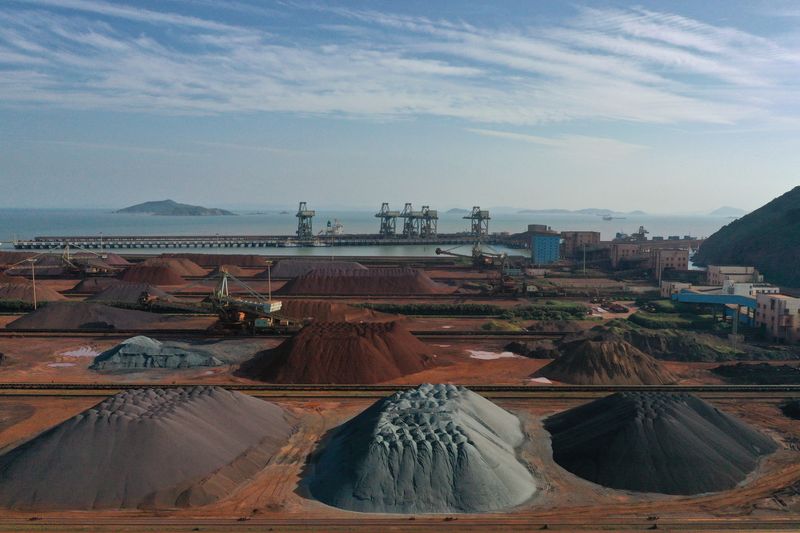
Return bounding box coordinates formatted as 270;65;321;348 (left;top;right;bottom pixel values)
12;233;523;250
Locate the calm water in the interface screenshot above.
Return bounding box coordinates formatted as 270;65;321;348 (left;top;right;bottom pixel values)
0;209;731;257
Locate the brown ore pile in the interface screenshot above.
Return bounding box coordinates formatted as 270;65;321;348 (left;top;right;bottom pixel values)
0;387;296;509
238;321;432;384
545;392;776;495
0;282;65;303
140;257;207;277
208;264;250;278
68;277;123;294
277;267;450;295
6;302;168;330
164;253;269;268
269;259;367;278
121;264;186;285
533;336;677;385
278;300;391;323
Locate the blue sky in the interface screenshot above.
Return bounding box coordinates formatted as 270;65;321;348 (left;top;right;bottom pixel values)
1;0;799;212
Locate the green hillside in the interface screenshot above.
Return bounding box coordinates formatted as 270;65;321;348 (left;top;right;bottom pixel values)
116;199;235;216
693;187;800;287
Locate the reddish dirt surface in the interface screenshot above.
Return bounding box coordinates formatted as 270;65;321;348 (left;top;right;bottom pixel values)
238;321;434;384
278;300;394;323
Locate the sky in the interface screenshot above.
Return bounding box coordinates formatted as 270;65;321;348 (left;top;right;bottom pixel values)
1;0;800;212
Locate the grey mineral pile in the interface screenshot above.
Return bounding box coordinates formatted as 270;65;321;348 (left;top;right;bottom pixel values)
269;259;366;278
533;336;676;385
91;336;223;370
545;392;776;495
0;386;296;509
87;282;171;305
6;302;167;330
308;383;536;513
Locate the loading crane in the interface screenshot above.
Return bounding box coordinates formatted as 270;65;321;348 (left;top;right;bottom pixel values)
435;240;506;269
208;270;293;333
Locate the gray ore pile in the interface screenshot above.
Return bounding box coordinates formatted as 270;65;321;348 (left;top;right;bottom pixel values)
545;392;776;495
91;336;223;370
308;383;536;513
0;387;296;509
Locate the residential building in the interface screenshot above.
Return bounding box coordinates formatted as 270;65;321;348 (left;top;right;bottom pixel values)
707;265;761;285
530;227;561;265
561;231;601;258
755;293;800;343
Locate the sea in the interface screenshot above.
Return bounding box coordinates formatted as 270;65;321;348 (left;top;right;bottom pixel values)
0;208;733;258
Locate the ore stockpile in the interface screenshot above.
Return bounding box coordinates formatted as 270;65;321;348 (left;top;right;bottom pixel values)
545;392;776;495
6;302;171;330
533;336;677;385
307;384;536;513
0;387;296;509
277;267;451;295
90;336;223;370
269;259;367;278
238;321;432;384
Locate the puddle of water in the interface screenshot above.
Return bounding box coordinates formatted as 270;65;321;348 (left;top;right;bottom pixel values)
61;347;99;357
467;350;520;360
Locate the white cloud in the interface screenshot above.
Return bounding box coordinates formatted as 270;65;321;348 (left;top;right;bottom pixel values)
467;128;646;159
0;2;796;129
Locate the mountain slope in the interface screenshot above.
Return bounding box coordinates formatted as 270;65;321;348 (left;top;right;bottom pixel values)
694;187;800;287
116;199;235;216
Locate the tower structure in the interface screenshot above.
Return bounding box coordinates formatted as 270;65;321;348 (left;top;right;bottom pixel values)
464;206;490;237
375;202;400;236
419;206;438;237
296;202;315;239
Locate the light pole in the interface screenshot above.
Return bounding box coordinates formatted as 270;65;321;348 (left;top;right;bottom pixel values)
27;258;37;310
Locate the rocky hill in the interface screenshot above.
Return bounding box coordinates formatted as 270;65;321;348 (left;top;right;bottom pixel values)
116;199;235;216
693;186;800;287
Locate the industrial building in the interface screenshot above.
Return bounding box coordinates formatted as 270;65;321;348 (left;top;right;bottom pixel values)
706;265;762;285
530;226;561;265
755;293;800;344
561;231;601;258
650;248;689;283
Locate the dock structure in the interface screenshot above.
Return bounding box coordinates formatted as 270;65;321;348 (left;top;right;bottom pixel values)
13;233;522;250
296;202;315;239
399;203;439;238
375;203;400;236
464;206;490;237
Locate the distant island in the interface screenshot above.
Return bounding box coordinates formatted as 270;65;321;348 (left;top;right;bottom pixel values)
116;200;236;216
446;208;470;214
709;206;747;217
517;208;646;216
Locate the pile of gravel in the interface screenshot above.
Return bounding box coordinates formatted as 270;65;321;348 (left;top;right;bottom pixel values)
0;386;297;509
782;399;800;419
238;321;432;384
308;383;536;513
87;282;171;305
712;362;800;385
545;392;776;495
532;336;676;385
6;302;169;330
91;336;223;370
